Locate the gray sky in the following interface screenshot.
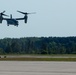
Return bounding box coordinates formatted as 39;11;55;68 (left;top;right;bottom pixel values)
0;0;76;38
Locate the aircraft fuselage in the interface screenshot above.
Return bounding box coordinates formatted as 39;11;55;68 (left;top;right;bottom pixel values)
6;19;19;26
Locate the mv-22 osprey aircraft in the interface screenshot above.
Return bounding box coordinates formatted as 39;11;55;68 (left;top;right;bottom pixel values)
0;11;36;27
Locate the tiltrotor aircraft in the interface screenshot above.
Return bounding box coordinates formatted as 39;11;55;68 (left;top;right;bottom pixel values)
0;11;36;27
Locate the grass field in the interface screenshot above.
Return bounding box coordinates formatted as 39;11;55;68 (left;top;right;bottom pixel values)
0;57;76;61
0;54;76;61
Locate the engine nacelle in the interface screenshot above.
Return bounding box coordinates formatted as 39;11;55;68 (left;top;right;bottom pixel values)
0;20;3;23
24;19;27;23
24;16;28;23
0;16;3;23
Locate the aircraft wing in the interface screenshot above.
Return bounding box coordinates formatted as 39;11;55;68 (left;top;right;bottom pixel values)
15;18;24;20
3;18;9;20
2;17;24;20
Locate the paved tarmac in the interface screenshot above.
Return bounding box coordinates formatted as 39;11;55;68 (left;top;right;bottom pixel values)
0;61;76;75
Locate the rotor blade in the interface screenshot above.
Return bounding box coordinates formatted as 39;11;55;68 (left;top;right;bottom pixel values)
28;12;36;14
17;10;36;15
2;11;5;13
17;10;26;14
2;13;9;17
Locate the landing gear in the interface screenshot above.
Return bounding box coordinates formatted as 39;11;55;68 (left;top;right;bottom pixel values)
15;24;18;27
7;24;9;26
16;25;18;27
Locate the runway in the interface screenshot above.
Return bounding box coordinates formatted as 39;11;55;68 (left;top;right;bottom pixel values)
0;61;76;75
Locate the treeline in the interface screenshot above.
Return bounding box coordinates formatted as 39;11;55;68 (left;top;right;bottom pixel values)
0;37;76;54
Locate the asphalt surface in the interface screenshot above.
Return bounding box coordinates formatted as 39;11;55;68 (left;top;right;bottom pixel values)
0;61;76;75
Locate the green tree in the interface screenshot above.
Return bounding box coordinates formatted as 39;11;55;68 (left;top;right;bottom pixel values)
0;48;4;54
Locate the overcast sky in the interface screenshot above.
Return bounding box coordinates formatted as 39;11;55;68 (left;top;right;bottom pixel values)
0;0;76;38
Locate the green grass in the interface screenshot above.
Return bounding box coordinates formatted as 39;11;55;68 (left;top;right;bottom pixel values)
0;57;76;61
0;54;76;61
